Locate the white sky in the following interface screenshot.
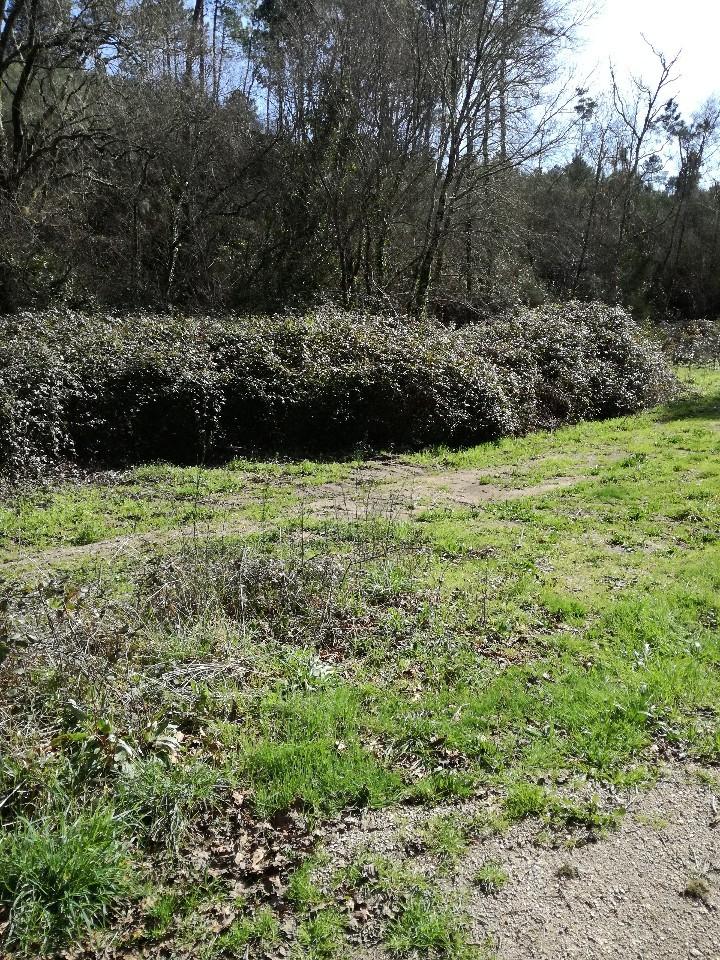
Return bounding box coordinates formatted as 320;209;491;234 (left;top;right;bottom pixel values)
572;0;719;117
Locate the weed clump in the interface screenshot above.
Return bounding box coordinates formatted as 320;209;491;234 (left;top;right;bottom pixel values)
0;808;130;954
420;814;469;867
683;875;712;905
118;759;223;851
503;783;621;838
386;895;482;959
473;860;509;894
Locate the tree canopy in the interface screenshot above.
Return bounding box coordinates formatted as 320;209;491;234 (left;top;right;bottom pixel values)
1;0;718;321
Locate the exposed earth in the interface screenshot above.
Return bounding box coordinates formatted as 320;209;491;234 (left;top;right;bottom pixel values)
324;765;720;960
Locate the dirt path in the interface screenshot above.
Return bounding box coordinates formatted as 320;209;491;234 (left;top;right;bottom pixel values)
0;521;254;572
1;462;591;572
469;769;720;960
326;765;720;960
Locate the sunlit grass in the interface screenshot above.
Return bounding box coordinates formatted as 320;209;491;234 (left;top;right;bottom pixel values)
1;371;719;956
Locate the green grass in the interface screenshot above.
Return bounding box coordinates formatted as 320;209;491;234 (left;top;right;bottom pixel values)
0;457;358;560
340;854;430;899
420;815;470;867
118;759;223;851
504;783;550;821
386;896;486;959
214;908;281;954
239;737;403;817
1;370;719;957
0;809;130;955
144;891;187;939
473;860;509;894
295;909;346;959
143;887;210;939
0;487;215;550
286;856;327;911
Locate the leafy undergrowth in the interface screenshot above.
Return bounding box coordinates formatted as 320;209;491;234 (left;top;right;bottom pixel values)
0;371;718;957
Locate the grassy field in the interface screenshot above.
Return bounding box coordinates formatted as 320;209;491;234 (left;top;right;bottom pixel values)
0;369;718;958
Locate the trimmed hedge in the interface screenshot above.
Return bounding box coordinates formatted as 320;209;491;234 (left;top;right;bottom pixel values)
0;304;677;478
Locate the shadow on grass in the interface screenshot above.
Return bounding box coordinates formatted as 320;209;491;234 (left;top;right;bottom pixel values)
656;387;720;423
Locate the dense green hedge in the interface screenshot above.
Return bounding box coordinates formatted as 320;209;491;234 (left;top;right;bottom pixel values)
0;304;676;478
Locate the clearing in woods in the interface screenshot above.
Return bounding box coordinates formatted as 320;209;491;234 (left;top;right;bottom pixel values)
1;369;719;959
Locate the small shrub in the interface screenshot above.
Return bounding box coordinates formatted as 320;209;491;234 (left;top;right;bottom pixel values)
0;322;79;478
137;548;346;633
0;808;129;954
658;317;720;365
683;874;712;905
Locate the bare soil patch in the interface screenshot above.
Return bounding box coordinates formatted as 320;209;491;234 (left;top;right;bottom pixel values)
304;468;586;520
409;471;584;507
322;765;720;960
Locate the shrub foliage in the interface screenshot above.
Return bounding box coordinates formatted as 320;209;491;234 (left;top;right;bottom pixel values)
0;304;676;478
657;318;720;366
